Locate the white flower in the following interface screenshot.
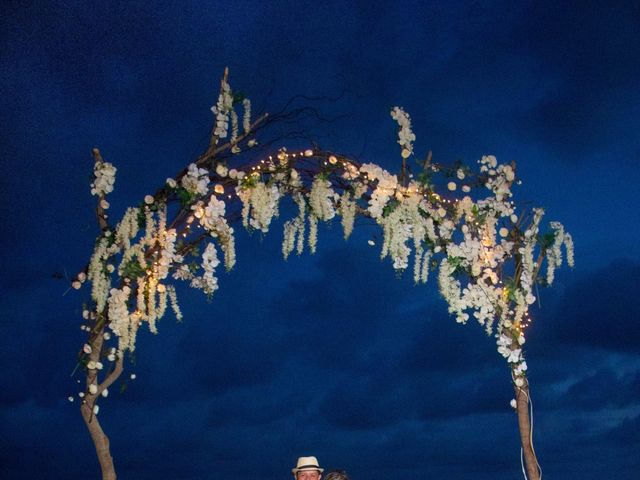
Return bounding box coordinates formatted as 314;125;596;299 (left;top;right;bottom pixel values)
166;178;177;188
211;79;233;139
72;281;81;290
83;344;92;354
447;181;457;191
236;182;280;233
499;227;509;237
130;373;136;380
190;243;220;296
100;199;110;210
368;240;375;246
68;396;74;402
87;361;97;370
93;405;100;415
90;160;117;197
510;399;517;409
181;164;210;196
216;164;228;177
144;195;154;205
507;348;522;363
309;176;338;221
89;384;98;395
390;107;416;157
101;388;109;398
242;98;252;133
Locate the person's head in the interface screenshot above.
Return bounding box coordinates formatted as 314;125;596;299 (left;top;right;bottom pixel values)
324;470;350;480
292;456;323;480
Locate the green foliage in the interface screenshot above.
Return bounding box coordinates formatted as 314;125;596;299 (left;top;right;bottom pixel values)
447;256;466;276
382;199;400;217
471;204;488;225
538;231;556;249
121;259;146;280
232;91;246;105
177;187;196;208
240;174;258;189
136;208;146;228
502;277;518;302
416;170;432;188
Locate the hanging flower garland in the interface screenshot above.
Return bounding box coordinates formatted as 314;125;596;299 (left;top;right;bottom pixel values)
70;71;574;462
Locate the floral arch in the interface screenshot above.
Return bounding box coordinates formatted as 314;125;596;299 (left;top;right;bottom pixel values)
70;69;573;480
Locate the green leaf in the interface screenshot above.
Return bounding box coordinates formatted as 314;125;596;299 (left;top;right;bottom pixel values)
416;171;432;187
177;187;195;208
121;259;146;279
538;231;556;249
382;199;400;217
136;208;146;228
233;91;246;105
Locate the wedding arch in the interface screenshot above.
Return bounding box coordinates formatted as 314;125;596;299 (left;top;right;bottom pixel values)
70;69;573;480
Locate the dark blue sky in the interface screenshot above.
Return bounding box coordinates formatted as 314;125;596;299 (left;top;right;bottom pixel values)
1;1;639;479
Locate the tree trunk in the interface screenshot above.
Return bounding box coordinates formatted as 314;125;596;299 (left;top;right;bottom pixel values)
81;402;117;479
515;378;541;480
80;314;123;479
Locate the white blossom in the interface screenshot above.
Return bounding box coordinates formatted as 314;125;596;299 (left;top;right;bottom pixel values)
191;243;220;296
90;160;117;197
390;107;416;157
181;163;210;196
242;98;251;133
236;182;280;233
211;78;233;139
309;176;338;221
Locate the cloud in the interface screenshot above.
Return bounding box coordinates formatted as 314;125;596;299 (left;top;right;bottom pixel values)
544;259;640;352
563;368;640;410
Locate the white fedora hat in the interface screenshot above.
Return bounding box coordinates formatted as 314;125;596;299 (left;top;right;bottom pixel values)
292;456;324;474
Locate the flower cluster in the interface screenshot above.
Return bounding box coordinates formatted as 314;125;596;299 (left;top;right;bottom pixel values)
211;79;233;138
107;286;133;352
181;163;210;196
90;160;117;197
360;163;397;219
191;243;220;296
193;195;236;270
309;176;338;221
76;86;575;414
87;237;113;313
236;181;281;233
242;98;251;133
391;106;416;158
282;193;306;259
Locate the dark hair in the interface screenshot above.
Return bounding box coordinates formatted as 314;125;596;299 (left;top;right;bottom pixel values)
324;470;350;480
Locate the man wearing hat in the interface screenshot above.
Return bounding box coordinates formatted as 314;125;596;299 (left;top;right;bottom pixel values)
292;456;324;480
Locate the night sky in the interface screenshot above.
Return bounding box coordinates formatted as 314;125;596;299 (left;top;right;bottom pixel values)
1;1;639;479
